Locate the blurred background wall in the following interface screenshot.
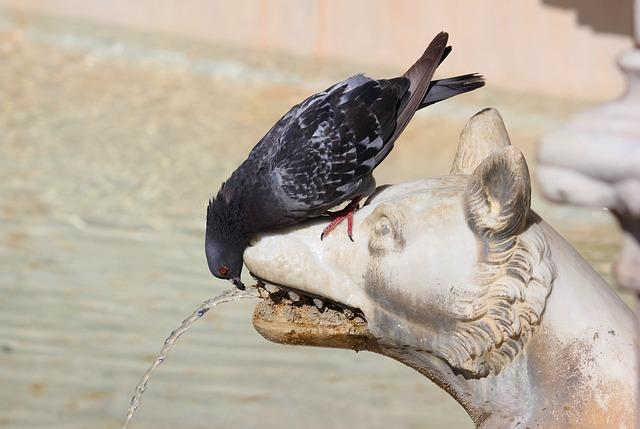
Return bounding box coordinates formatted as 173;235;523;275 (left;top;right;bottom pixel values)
2;0;635;100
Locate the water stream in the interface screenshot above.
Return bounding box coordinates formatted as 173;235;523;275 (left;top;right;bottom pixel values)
122;287;259;429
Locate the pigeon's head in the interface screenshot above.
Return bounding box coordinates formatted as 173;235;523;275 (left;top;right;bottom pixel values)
205;236;245;289
205;197;249;290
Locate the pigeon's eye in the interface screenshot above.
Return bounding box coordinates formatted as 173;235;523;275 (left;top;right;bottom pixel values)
218;266;229;276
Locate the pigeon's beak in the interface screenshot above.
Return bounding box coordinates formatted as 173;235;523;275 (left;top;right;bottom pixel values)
231;277;245;290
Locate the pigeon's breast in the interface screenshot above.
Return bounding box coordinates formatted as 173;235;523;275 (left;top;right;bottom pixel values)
232;163;302;232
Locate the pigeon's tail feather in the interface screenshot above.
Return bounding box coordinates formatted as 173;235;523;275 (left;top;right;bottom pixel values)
420;73;485;109
439;46;452;66
391;32;449;143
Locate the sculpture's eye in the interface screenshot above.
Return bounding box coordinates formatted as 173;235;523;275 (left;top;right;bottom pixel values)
367;209;405;257
218;265;229;276
375;216;392;236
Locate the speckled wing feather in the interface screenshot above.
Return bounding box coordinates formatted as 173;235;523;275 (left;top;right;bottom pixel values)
265;74;410;215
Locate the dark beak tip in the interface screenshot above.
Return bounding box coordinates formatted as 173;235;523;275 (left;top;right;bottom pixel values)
231;278;245;290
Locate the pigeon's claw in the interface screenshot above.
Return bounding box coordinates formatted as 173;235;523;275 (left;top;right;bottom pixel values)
320;198;360;241
347;211;354;242
320;212;351;240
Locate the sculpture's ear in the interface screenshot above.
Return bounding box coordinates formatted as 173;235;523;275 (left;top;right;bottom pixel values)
465;146;531;239
451;108;511;175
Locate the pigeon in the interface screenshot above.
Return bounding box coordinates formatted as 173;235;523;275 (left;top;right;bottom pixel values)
206;32;484;289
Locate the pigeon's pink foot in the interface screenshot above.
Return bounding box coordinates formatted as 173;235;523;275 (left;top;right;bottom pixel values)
320;198;360;241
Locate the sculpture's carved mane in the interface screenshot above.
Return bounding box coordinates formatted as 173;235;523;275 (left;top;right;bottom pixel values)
437;218;557;378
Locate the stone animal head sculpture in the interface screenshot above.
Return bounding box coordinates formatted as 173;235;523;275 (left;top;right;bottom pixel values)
244;109;638;428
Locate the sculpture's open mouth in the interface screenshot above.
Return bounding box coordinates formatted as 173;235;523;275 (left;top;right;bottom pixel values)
251;273;363;317
249;273;376;351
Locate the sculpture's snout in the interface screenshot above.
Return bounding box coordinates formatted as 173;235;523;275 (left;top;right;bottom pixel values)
246;232;327;291
245;222;364;301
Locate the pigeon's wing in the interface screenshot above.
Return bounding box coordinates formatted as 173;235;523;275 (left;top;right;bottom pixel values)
268;74;409;214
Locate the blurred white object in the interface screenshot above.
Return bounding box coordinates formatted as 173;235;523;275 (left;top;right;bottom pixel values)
537;3;640;426
538;3;640;294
